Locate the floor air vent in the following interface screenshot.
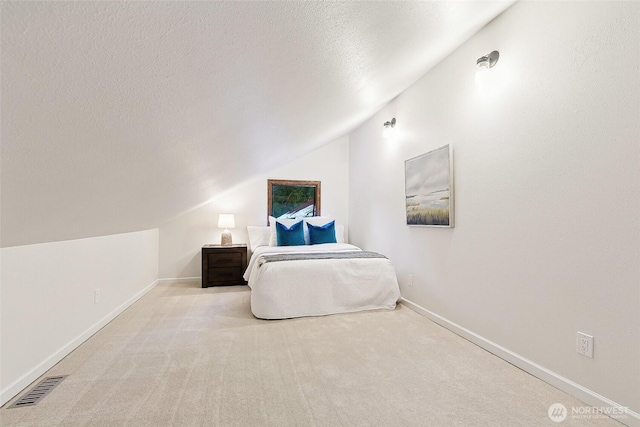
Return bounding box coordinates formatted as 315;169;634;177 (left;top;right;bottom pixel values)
8;375;67;408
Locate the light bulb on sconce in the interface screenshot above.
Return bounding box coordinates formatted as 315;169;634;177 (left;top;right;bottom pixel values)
382;118;396;138
218;214;235;245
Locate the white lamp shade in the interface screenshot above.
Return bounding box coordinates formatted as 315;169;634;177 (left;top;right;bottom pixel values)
218;214;235;229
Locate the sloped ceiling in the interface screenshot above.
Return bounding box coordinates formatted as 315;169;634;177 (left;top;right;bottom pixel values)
1;1;514;247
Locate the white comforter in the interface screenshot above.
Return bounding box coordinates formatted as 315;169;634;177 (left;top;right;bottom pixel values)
244;243;401;319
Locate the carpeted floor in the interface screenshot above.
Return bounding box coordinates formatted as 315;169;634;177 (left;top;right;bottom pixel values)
0;282;623;426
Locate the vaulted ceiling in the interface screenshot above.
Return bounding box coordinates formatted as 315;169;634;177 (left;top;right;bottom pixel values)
1;1;514;247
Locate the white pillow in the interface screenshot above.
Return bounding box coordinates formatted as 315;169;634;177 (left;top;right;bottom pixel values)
268;216;304;246
247;226;271;251
335;225;345;243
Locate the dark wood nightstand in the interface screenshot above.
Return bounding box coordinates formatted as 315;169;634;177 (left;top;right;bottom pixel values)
201;244;248;288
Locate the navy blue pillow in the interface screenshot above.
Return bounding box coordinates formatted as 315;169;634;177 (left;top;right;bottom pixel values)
307;220;337;245
276;220;305;246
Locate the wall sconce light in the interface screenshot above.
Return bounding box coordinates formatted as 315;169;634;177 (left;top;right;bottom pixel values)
383;118;396;138
476;51;499;70
218;213;235;245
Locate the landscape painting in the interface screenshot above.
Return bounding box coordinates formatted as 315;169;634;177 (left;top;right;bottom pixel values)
405;144;454;227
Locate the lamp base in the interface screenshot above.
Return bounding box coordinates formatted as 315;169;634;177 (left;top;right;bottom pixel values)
221;229;232;246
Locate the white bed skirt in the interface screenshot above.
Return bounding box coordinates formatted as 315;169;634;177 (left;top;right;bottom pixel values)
245;243;401;319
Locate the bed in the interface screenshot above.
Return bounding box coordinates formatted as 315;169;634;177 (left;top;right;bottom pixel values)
244;223;400;319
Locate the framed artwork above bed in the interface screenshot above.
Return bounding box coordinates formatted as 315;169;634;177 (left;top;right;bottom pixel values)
268;179;321;224
405;144;454;227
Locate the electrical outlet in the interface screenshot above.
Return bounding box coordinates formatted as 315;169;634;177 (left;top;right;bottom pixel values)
576;332;593;358
408;274;413;287
94;289;101;304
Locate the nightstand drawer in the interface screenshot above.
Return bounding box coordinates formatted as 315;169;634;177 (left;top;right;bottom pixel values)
207;267;242;283
207;252;242;267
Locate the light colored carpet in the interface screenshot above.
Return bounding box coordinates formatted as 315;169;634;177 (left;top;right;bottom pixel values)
0;282;623;426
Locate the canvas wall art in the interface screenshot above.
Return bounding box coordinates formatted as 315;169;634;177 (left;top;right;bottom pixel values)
405;144;454;227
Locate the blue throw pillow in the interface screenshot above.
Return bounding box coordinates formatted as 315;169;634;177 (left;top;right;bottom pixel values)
276;220;305;246
307;220;337;245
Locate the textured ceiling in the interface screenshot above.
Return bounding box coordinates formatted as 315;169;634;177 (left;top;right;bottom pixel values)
1;1;514;247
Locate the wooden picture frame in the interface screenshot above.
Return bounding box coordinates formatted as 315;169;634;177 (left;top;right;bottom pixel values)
268;179;321;224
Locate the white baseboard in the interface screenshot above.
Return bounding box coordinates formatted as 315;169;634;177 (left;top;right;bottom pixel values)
399;298;639;427
0;279;159;407
157;277;201;285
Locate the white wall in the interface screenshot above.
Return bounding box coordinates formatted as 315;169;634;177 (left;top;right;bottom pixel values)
0;229;159;406
159;136;349;280
349;1;639;421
